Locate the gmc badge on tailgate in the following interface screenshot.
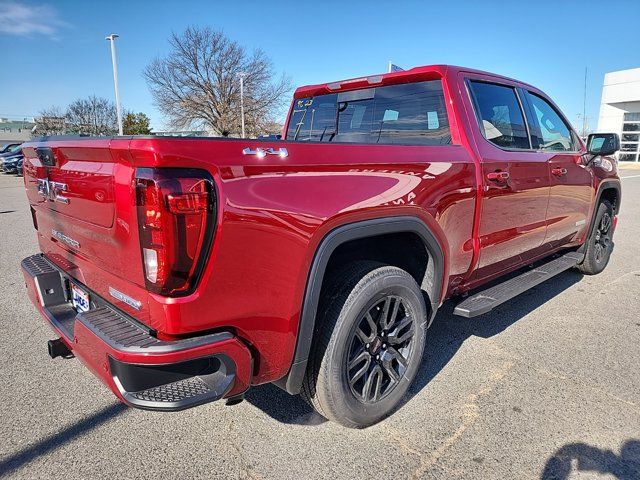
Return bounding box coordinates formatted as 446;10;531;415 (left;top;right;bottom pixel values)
37;178;69;204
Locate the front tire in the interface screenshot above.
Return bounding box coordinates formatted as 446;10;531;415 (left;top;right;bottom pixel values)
578;200;615;275
302;262;427;428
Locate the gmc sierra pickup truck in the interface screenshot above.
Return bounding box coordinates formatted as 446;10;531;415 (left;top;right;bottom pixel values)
21;65;621;428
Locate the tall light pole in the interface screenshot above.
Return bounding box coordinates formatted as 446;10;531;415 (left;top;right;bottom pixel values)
582;66;588;137
238;72;246;138
106;34;123;136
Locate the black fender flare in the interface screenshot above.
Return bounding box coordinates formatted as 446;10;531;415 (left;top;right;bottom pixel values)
579;179;621;253
275;216;446;394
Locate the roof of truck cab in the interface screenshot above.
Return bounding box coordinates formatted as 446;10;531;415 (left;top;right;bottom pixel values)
293;64;537;99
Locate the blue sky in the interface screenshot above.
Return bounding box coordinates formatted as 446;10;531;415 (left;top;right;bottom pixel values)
1;0;638;131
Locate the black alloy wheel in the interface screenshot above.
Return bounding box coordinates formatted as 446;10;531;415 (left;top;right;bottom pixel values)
346;295;415;403
593;211;613;265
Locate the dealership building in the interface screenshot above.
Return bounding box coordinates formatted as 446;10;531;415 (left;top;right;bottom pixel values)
597;67;640;162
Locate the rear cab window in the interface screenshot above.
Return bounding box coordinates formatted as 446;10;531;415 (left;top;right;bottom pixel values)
287;94;338;142
285;80;451;146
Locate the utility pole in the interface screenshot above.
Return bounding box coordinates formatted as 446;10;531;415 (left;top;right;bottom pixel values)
238;72;246;138
106;34;123;136
582;67;587;137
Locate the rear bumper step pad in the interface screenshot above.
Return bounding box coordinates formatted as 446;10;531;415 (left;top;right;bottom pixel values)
453;251;583;318
21;254;252;411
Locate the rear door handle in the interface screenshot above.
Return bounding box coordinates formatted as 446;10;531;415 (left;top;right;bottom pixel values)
551;167;568;177
486;171;509;182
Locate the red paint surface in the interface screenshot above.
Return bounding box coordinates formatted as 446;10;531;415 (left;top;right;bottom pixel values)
21;65;620;387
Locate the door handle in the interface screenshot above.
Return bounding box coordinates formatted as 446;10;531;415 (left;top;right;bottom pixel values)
551;167;568;176
486;171;509;182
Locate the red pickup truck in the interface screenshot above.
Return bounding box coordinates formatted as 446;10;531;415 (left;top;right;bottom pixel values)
21;65;621;428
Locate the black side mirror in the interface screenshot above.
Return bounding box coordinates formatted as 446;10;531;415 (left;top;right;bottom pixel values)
587;133;620;156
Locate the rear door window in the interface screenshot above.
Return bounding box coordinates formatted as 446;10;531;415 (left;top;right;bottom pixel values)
469;81;531;150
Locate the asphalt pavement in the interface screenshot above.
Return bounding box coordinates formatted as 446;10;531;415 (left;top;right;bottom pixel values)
1;169;639;479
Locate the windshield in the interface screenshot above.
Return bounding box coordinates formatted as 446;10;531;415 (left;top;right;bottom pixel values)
286;80;451;146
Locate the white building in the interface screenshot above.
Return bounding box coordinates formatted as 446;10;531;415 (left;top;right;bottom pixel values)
597;67;640;163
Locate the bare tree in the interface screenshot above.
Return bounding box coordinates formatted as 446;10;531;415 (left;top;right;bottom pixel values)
144;27;291;136
33;106;66;136
260;120;284;137
65;96;118;135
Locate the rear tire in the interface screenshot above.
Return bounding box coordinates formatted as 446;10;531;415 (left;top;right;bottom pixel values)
578;200;615;275
302;262;427;428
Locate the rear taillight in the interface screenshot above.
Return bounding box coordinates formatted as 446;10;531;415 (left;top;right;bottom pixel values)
135;168;216;297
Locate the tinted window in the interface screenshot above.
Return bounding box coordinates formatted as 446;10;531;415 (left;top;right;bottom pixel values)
286;94;338;142
285;80;450;146
336;94;375;143
469;81;530;149
526;92;576;151
372;81;450;145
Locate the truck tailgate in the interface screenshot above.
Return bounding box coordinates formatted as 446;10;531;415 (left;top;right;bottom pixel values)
21;138;148;319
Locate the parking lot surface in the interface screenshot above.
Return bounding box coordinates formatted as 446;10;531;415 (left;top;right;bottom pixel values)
1;170;639;479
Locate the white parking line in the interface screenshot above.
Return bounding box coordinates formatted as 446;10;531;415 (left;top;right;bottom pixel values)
620;174;640;179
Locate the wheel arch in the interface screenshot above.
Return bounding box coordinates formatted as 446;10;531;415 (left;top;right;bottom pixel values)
275;216;446;394
598;181;621;213
589;179;621;233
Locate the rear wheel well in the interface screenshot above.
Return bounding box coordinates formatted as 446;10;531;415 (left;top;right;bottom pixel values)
275;217;443;395
321;232;431;302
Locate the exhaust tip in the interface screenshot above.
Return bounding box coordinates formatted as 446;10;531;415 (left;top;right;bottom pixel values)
48;338;73;359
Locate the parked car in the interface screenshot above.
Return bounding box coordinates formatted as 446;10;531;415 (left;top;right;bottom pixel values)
0;150;22;172
0;142;21;154
16;157;24;176
19;65;621;428
0;143;22;160
2;153;24;174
